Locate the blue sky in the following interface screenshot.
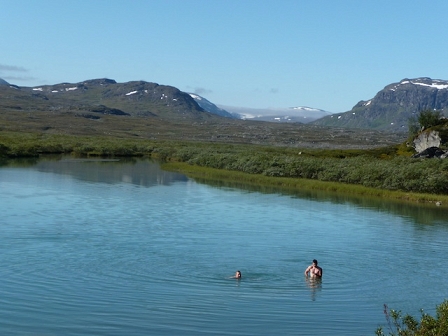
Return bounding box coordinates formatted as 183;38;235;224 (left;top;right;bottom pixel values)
1;0;447;112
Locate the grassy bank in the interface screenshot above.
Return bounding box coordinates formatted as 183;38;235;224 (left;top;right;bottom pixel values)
1;131;448;202
162;162;448;207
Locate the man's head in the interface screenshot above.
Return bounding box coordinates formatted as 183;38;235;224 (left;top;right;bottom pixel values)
312;259;318;265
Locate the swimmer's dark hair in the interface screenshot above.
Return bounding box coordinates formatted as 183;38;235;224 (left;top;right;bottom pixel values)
312;259;318;264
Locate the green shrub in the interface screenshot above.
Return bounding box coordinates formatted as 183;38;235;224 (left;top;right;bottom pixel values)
376;300;448;336
418;109;443;130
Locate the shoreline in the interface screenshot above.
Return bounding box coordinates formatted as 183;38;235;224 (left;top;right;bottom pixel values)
1;132;447;202
162;162;448;208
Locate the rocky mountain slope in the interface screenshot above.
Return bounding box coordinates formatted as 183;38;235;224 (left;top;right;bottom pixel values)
188;93;236;118
0;78;218;121
0;78;10;86
311;78;448;132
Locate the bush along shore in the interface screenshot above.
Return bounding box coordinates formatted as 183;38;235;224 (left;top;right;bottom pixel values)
1;132;447;204
376;300;448;336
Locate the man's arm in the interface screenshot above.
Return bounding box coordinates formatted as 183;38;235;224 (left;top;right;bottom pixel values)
304;266;311;276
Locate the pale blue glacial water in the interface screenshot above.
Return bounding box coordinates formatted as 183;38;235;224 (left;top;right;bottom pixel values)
1;157;448;335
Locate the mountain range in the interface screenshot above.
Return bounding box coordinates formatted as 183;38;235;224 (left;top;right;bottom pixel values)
311;77;448;131
0;78;214;121
0;77;412;148
0;77;329;123
2;77;448;133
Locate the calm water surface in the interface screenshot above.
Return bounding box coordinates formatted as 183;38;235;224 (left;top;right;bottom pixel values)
1;157;448;335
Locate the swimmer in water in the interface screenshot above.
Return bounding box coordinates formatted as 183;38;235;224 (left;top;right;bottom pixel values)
232;270;242;279
304;259;322;278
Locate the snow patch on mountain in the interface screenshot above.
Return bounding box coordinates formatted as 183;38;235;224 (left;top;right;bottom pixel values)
389;78;448;91
189;93;202;100
413;81;448;90
188;93;236;118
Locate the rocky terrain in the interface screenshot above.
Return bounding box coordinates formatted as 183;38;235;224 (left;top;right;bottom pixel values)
412;119;448;158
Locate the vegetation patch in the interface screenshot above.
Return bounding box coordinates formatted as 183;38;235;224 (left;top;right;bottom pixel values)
1;124;448;201
376;300;448;336
162;162;448;205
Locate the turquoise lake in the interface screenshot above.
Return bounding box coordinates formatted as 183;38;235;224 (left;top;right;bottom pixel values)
1;157;447;335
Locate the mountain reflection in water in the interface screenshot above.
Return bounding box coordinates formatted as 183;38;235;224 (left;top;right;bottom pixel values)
1;156;188;187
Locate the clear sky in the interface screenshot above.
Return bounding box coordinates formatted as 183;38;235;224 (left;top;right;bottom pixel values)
1;0;447;112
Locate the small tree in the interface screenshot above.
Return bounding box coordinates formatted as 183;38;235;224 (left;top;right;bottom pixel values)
417;109;443;130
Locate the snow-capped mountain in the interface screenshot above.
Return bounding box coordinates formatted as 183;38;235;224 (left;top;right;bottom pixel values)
312;77;448;131
217;105;332;123
0;78;212;121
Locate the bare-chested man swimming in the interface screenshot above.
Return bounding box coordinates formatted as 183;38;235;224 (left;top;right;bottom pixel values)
304;259;322;278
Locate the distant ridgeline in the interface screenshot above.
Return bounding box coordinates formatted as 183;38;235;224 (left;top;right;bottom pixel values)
188;93;236;119
0;77;332;124
0;78;218;121
311;78;448;132
0;78;9;86
2;76;448;131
